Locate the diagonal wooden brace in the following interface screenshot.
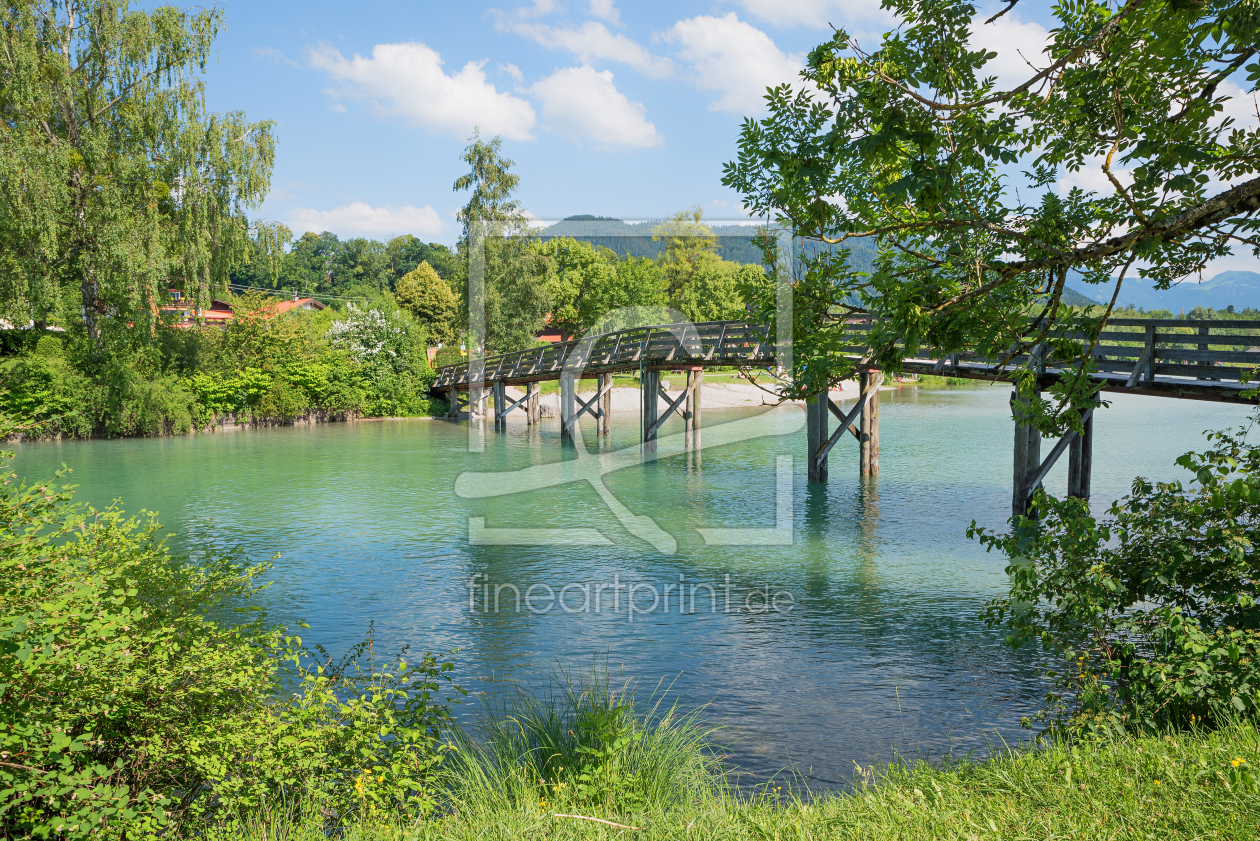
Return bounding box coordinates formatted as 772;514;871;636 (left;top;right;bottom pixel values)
645;377;696;438
813;384;873;469
573;378;613;422
1021;408;1094;502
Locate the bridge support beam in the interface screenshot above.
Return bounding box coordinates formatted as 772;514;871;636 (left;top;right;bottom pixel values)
806;393;829;482
685;368;703;443
1068;409;1093;501
492;380;506;428
599;374;612;435
560;372;576;439
526;382;540;425
860;370;882;477
1012;384;1043;516
641;369;660;451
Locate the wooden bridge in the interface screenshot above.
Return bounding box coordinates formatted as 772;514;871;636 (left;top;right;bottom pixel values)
432;317;1260;515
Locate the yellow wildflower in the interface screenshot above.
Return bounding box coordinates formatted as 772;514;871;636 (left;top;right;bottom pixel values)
1232;757;1246;767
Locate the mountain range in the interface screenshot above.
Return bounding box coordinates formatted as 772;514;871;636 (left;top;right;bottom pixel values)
1066;271;1260;312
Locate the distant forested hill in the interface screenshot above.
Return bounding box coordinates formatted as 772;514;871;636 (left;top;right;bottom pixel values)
537;216;878;272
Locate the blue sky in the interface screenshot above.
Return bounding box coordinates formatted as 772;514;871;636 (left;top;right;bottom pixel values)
197;0;1259;275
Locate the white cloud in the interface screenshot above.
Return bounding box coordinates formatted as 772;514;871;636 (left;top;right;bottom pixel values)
529;66;664;148
971;14;1053;91
309;41;536;140
665;14;803;114
499;62;524;82
286;202;445;238
733;0;895;31
589;0;621;25
508;21;674;79
1217;80;1260;134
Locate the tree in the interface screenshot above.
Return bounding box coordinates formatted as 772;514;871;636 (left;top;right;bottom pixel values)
386;235;459;288
652;208;719;304
723;0;1260;431
531;237;617;341
679;257;758;323
453;130;549;353
277;231;340;295
396;261;459;346
0;1;280;344
974;425;1260;732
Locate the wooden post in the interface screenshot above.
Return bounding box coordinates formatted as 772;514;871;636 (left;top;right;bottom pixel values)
1067;409;1093;501
598;373;612;435
685;368;703;439
560;372;576;439
807;392;828;482
641;368;659;450
446;389;458;418
1142;324;1156;385
1011;383;1042;515
859;371;882;477
493;380;506;427
526;382;540;424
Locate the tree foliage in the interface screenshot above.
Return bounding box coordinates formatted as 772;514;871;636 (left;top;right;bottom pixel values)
454;131;549;354
0;423;462;838
396;262;459;347
724;0;1260;430
974;425;1260;733
0;0;281;343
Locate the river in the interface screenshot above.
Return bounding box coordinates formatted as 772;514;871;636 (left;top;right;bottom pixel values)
9;382;1252;787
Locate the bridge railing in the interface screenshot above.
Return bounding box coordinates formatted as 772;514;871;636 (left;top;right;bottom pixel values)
432;320;776;388
843;317;1260;385
433;317;1260;391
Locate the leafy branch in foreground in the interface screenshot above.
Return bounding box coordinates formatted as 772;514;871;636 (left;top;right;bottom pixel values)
725;0;1260;430
0;414;461;839
973;422;1260;733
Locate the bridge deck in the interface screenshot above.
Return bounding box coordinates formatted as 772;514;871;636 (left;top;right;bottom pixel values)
433;317;1260;404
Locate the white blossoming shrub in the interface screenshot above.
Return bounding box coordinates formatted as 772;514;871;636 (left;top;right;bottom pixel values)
327;305;409;378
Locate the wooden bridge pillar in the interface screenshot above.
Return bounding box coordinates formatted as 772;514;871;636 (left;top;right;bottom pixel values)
492;380;506;428
560;372;576;439
641;369;660;450
1067;409;1093;501
806;392;829;482
599;373;612;435
526;382;540;424
859;370;882;477
685;368;703;442
1011;384;1042;516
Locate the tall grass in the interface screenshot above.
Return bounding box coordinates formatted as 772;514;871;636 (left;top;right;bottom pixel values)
440;667;721;816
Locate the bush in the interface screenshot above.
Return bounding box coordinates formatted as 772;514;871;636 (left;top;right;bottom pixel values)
0;355;100;437
974;424;1260;734
0;424;462;839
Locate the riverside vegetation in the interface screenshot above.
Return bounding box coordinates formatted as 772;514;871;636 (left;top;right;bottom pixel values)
0;291;443;438
3;406;1259;840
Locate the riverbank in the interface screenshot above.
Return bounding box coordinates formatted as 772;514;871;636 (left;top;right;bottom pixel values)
222;720;1260;839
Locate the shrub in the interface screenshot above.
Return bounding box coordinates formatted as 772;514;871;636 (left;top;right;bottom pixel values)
0;424;461;839
0;355;99;437
974;424;1260;734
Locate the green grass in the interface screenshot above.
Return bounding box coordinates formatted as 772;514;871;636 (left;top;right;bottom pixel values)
211;714;1260;840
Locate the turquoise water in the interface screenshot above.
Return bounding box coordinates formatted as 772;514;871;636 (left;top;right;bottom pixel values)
9;383;1252;787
